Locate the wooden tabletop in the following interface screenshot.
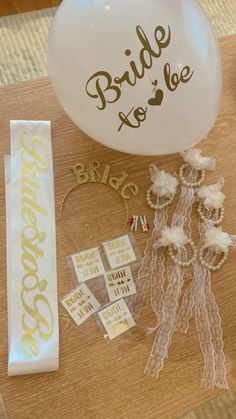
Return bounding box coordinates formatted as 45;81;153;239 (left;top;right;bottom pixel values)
0;35;235;419
0;1;61;17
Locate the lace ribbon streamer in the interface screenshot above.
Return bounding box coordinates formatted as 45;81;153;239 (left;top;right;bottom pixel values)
145;168;196;378
176;248;229;389
143;157;228;388
128;206;168;322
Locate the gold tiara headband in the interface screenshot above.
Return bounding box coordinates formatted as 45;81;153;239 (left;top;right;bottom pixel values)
61;161;139;250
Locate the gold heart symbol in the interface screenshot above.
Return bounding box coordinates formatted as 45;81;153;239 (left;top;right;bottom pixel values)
148;89;164;106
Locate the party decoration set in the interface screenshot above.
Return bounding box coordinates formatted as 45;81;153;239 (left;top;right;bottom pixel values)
139;148;234;389
46;0;230;389
3;121;233;390
2;3;234;414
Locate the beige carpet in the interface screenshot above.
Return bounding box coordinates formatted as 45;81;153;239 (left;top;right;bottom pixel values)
0;1;236;86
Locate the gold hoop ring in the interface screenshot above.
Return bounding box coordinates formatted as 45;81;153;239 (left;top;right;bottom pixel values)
61;182;129;251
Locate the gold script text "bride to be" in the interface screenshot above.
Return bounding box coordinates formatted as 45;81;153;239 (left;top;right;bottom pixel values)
86;25;194;133
20;129;54;357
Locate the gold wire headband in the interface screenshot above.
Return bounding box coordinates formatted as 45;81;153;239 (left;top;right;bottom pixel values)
61;181;130;251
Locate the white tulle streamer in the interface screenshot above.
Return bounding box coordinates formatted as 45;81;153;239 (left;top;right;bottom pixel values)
198;178;225;210
157;226;189;248
150;164;178;198
204;226;235;253
181;148;216;171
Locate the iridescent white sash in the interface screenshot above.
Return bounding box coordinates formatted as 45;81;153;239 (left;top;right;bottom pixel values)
5;121;59;375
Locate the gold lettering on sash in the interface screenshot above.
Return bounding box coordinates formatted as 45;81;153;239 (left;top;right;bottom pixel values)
19;129;54;357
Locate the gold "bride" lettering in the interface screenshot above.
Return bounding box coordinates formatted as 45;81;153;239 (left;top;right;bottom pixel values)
20;129;54;357
86;25;171;110
85;23;194;134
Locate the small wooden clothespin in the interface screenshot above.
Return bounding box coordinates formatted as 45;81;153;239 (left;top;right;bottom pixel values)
140;216;149;233
130;215;139;232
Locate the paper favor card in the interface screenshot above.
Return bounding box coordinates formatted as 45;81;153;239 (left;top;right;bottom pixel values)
103;235;137;269
61;284;101;326
70;247;105;282
98;299;135;340
5;121;59;375
104;266;137;302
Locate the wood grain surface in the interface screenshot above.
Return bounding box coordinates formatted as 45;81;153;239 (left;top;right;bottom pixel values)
0;0;61;16
0;35;235;419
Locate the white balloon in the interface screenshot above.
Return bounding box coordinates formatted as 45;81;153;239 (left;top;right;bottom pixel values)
48;0;222;155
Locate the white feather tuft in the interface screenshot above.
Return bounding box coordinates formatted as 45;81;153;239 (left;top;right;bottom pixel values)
198;182;225;210
158;226;189;248
204;227;233;253
151;170;178;198
180;148;216;171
